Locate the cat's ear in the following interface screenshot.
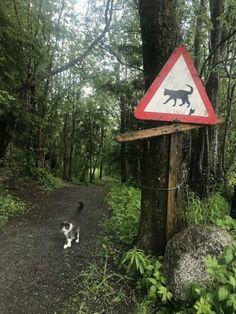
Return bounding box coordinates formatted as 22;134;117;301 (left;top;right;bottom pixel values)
60;222;66;229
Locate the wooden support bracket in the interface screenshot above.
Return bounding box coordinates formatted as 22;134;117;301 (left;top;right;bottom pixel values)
116;116;225;143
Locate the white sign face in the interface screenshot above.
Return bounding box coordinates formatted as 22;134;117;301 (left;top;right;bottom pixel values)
134;45;217;125
143;55;208;117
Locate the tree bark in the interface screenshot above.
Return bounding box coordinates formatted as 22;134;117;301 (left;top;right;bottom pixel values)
193;0;206;72
120;94;128;182
63;113;69;180
0;120;13;159
205;0;224;177
136;0;186;255
189;0;224;197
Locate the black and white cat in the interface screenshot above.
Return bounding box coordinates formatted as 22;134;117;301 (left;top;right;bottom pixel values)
163;84;193;107
60;201;84;249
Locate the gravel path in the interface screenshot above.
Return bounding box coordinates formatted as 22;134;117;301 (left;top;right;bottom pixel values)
0;185;106;314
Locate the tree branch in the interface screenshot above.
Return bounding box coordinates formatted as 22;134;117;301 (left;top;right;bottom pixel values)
50;0;114;76
98;42;143;72
200;30;236;78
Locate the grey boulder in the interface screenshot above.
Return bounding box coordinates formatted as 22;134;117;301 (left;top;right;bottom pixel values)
163;224;232;303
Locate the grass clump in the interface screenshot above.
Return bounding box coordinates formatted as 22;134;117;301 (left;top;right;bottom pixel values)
0;194;26;226
187;192;229;225
105;184;141;245
122;248;172;311
61;244;130;314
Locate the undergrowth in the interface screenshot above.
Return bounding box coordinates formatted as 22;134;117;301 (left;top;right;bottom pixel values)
187;192;229;225
186;243;236;314
0;194;26;226
122;248;172;312
20;166;65;191
105;184;141;246
61;244;132;314
61;183;236;314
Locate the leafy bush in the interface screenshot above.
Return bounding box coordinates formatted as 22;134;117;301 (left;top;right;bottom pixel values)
228;171;236;187
105;184;141;245
215;215;236;238
0;194;26;226
122;248;172;307
188;242;236;314
21;166;64;191
187;192;229;225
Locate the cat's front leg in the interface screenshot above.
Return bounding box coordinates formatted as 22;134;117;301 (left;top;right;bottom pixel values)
163;97;171;104
75;228;80;243
63;238;72;249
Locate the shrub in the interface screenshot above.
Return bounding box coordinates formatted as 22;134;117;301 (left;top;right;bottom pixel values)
122;248;172;307
0;194;26;226
215;215;236;238
187;192;229;225
188;242;236;313
105;184;141;245
21;166;64;191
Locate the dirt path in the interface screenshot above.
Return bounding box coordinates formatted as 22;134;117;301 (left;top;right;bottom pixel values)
0;185;106;314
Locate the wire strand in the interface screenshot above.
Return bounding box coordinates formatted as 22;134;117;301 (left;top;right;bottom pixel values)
137;181;185;191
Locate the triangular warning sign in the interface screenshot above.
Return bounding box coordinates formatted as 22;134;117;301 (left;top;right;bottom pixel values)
134;45;217;125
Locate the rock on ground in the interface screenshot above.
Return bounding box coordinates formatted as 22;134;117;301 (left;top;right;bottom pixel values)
163;224;232;303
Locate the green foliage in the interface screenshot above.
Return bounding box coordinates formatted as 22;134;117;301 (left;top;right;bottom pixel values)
193;297;215;314
21;166;64;191
187;192;229;225
0;90;17;115
188;242;236;314
61;244;129;314
122;248;172;306
215;215;236;238
105;184;141;245
228;171;236;187
0;194;26;226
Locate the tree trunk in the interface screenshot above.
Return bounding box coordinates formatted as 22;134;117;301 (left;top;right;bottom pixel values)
189;0;224;197
68;142;74;181
188;0;206;195
205;0;224;177
136;0;186;255
63;113;69;181
0;119;13;159
193;0;206;72
120;93;128;182
99;125;104;180
68;104;77;181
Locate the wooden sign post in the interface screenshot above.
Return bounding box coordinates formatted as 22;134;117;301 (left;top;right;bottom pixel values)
117;117;225;240
117;46;223;241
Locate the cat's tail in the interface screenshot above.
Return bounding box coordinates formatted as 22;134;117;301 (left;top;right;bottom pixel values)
78;201;84;212
186;85;193;94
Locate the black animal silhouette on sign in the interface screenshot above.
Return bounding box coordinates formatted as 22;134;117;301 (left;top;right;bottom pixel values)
163;84;193;107
189;108;195;115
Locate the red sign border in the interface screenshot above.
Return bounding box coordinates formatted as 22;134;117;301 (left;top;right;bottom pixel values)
134;45;217;125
